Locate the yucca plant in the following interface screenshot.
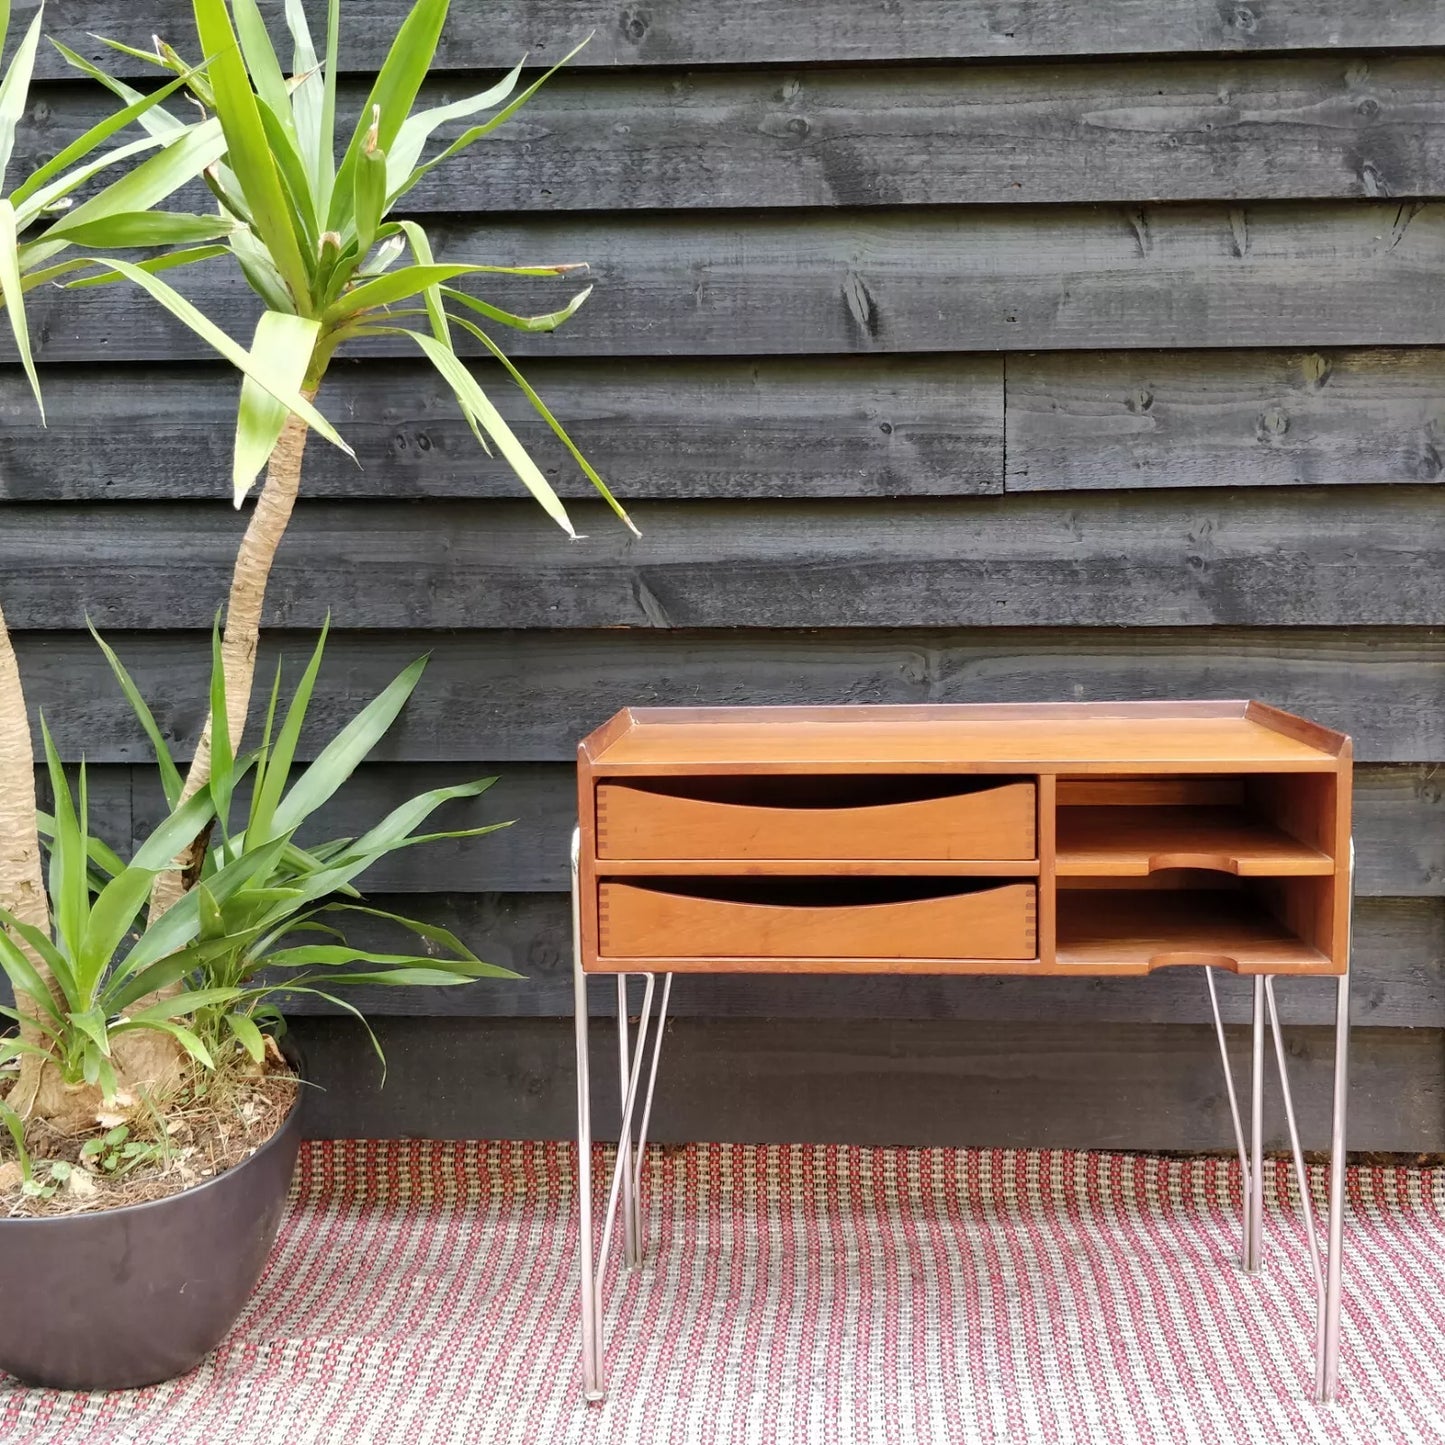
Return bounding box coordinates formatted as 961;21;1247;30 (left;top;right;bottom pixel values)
0;0;356;1118
71;0;634;919
1;620;513;1193
96;617;518;1073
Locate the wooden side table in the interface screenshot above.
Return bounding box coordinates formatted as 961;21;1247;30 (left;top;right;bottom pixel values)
571;701;1352;1404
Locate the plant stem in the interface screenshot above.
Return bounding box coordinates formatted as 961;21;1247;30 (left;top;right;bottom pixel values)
148;392;317;921
0;597;56;1114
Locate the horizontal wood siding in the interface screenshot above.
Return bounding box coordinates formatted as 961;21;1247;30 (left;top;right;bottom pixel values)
1008;349;1445;492
0;358;1005;501
289;1016;1445;1153
37;3;1445;73
8;2;1444;1145
21;629;1445;763
5;489;1443;629
17;204;1445;360
26;57;1445;209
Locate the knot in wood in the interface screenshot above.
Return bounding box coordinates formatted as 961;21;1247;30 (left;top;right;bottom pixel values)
618;6;650;42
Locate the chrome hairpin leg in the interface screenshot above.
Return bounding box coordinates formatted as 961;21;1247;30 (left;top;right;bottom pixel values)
572;829;603;1401
1264;969;1350;1403
573;826;675;1402
1204;851;1352;1404
1204;968;1265;1271
1248;975;1266;1272
1321;963;1349;1403
1264;975;1324;1295
618;975;639;1268
1315;842;1353;1404
631;971;673;1265
1205;966;1255;1270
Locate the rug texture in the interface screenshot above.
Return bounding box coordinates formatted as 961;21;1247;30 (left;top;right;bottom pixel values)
1;1141;1442;1445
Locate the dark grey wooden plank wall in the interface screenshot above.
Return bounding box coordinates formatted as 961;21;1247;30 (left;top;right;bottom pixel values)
8;1;1445;1147
35;2;1445;71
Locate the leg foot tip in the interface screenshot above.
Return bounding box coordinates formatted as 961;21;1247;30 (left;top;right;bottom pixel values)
585;1390;606;1404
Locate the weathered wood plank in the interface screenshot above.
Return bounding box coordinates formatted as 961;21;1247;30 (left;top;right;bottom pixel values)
274;891;1443;1027
16;204;1445;360
17;627;1445;765
123;761;1445;898
289;1015;1445;1152
14;349;1442;504
0;357;1002;502
1354;765;1445;897
1008;348;1445;492
24;57;1445;209
5;488;1441;631
34;1;1445;76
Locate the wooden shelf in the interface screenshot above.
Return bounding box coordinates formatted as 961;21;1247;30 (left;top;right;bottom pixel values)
1055;891;1330;973
1056;806;1332;878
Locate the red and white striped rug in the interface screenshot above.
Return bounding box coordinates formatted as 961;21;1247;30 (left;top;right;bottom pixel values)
3;1141;1443;1444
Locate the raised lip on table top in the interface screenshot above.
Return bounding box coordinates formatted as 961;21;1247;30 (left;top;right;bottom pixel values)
580;700;1351;771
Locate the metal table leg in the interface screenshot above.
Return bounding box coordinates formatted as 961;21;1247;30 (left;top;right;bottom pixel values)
1247;975;1266;1273
618;975;640;1268
572;829;604;1401
1319;967;1349;1403
1204;848;1353;1404
574;826;675;1402
1206;966;1254;1270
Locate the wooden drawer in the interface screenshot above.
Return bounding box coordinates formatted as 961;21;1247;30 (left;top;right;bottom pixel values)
595;779;1036;861
598;880;1037;960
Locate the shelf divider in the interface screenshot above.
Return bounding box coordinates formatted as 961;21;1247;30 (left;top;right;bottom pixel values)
1056;805;1332;878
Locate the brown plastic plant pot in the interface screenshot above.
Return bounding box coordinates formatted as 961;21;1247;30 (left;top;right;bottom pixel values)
0;1072;304;1391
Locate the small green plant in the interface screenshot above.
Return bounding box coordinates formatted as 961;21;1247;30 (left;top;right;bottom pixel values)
0;1094;31;1181
20;1159;71;1203
80;1125;166;1179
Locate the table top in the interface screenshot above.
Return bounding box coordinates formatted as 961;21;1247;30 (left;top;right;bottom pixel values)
581;701;1349;775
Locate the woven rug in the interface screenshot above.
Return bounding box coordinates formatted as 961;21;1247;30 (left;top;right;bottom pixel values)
2;1142;1443;1445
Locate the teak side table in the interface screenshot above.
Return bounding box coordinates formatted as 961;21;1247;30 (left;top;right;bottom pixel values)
570;702;1353;1405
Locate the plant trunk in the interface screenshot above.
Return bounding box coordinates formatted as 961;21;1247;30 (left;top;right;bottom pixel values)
148;398;316;922
0;598;56;1115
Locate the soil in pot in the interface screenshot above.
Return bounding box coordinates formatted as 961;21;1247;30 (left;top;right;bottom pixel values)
1;1055;297;1217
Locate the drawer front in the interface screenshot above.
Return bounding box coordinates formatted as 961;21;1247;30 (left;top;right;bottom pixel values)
596;780;1036;861
599;881;1037;960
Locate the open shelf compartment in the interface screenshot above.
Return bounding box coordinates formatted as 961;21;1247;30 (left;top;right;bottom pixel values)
1053;774;1338;880
1054;879;1334;974
1056;805;1332;877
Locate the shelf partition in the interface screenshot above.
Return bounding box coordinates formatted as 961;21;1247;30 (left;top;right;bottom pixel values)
1056;805;1334;879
